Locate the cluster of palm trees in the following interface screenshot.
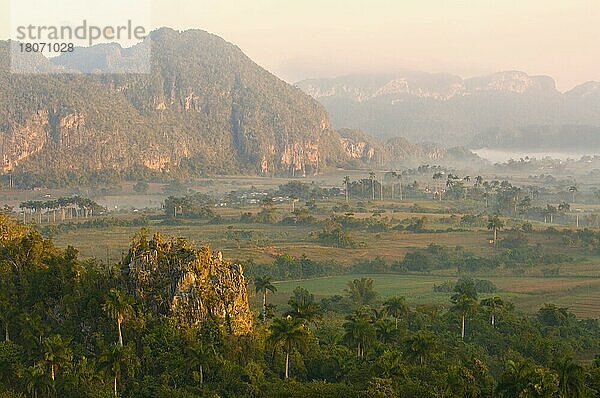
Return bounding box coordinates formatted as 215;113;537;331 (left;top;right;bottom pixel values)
496;358;587;397
342;170;404;203
267;296;317;378
19;335;72;397
16;286;138;397
264;290;413;379
342;296;409;358
451;279;505;340
19;317;138;398
253;275;312;379
101;288;137;396
260;276;475;379
19;196;101;224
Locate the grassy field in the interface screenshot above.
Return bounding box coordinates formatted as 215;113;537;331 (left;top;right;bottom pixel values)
266;274;600;318
51;222;501;266
6;173;600;320
45;201;600;319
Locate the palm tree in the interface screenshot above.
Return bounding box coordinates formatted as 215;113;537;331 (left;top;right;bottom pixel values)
480;296;504;326
518;196;532;218
254;275;277;320
569;186;578;203
396;171;403;201
389;172;397;200
497;360;560;397
451;294;477;340
343;176;351;204
42;335;72;382
19;363;53;398
383;296;408;329
0;288;16;342
475;175;484;188
98;343;138;397
496;360;531;397
369;171;376;200
451;280;478;339
268;316;309;379
290;196;299;212
546;204;558;223
374;318;397;344
343;310;376;358
487;215;504;246
186;341;215;385
558;201;570;213
103;288;134;346
553;357;586;398
285;289;322;324
345;278;379;307
380;172;384;201
404;331;437;365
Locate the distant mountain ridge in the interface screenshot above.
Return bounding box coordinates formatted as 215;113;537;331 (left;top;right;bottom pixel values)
0;29;480;187
297;71;600;149
1;29;343;183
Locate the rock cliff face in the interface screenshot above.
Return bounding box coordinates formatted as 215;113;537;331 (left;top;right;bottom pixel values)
336;129;482;167
338;129;381;163
0;29;344;180
123;233;252;335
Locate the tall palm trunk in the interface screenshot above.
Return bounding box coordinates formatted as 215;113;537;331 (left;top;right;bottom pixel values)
199;364;204;384
285;350;289;379
399;181;403;201
114;376;118;397
491;312;495;326
117;318;123;346
263;290;267;320
4;323;8;341
461;315;465;340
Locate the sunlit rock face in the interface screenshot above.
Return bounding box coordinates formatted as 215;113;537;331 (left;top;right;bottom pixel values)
123;233;253;335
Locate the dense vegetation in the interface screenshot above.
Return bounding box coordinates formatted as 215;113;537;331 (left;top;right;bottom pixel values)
1;213;599;397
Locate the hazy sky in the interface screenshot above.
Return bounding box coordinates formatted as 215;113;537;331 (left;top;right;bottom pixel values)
2;0;599;91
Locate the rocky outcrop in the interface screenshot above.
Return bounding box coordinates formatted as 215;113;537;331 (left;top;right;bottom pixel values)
336;129;483;167
337;129;382;164
123;233;252;335
0;29;345;180
1;111;48;173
